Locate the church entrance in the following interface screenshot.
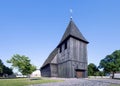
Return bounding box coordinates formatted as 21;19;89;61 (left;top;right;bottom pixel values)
75;69;85;78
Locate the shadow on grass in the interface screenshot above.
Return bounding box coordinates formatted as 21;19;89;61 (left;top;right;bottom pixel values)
30;77;42;80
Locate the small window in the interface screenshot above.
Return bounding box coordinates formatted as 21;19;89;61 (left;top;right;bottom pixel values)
64;41;67;49
60;46;62;53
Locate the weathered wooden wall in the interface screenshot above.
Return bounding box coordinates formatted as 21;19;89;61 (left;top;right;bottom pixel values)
41;36;88;78
57;37;88;78
57;38;71;78
69;37;88;78
51;64;58;77
41;64;51;77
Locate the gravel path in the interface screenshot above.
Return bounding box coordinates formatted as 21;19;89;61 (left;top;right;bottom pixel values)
88;78;120;84
30;78;120;86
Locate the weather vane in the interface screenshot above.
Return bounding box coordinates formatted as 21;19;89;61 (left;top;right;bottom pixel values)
70;9;73;19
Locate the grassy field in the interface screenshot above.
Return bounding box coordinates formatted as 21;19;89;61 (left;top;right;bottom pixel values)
110;84;120;86
0;78;120;86
0;78;62;86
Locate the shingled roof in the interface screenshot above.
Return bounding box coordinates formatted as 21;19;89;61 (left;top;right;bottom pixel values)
41;48;58;68
58;19;89;47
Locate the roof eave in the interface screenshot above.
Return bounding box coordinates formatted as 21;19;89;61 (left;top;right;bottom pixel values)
57;35;89;48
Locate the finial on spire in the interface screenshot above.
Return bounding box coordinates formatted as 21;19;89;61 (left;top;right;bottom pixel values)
70;9;73;20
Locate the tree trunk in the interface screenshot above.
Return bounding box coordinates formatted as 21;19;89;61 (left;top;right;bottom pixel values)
112;72;114;79
27;74;31;80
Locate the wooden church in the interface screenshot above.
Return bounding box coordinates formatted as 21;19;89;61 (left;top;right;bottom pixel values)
40;19;89;78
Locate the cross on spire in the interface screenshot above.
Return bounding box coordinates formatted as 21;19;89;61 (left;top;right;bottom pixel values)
70;9;73;20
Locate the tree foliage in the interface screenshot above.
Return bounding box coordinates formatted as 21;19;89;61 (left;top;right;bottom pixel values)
0;59;13;77
7;54;36;75
88;63;99;76
0;59;3;74
3;66;13;76
99;50;120;78
88;63;105;76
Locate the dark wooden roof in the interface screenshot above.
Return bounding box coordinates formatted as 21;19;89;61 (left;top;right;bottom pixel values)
41;48;58;69
58;20;89;47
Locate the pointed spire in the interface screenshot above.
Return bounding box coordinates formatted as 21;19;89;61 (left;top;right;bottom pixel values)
70;9;73;20
57;20;89;47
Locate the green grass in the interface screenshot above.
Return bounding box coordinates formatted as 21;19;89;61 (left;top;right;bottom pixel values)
0;78;62;86
110;84;120;86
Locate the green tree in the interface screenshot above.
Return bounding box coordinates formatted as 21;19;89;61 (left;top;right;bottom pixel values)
0;59;13;77
88;63;99;76
3;66;13;76
7;54;36;75
0;59;4;75
99;50;120;79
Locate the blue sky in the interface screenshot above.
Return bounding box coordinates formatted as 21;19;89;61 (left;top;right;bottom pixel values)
0;0;120;71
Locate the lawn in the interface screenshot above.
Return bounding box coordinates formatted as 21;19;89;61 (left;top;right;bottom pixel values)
0;78;62;86
110;84;120;86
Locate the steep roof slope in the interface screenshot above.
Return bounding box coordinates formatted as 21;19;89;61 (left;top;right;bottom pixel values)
41;48;58;68
58;20;89;47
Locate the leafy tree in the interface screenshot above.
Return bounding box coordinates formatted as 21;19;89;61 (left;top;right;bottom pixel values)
88;63;99;76
99;50;120;79
3;66;13;76
98;71;105;76
94;71;105;76
7;54;36;75
0;59;13;77
0;59;4;75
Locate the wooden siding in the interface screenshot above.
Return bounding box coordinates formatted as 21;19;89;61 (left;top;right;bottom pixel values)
69;37;87;62
51;64;58;77
58;61;71;78
70;37;88;78
41;64;58;77
57;39;70;64
57;37;88;78
51;54;57;64
41;64;51;77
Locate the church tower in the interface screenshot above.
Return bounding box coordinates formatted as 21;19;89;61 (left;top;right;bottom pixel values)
40;19;89;78
57;19;89;78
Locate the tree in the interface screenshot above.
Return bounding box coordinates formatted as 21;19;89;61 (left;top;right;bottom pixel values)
88;63;99;76
0;59;4;76
99;50;120;79
7;54;36;76
3;65;13;76
0;59;13;77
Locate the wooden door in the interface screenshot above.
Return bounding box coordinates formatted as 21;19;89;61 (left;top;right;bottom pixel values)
76;71;83;78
